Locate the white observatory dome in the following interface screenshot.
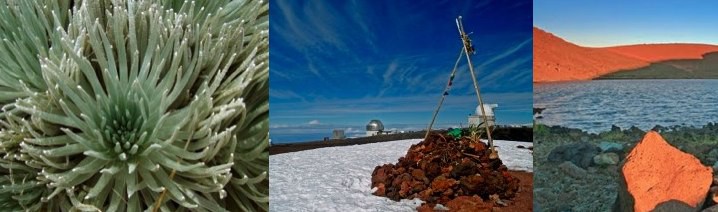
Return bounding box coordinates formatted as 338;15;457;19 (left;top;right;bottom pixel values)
366;120;384;131
475;104;498;116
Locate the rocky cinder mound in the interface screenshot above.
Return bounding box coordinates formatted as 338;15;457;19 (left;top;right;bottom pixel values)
616;131;713;212
371;133;520;210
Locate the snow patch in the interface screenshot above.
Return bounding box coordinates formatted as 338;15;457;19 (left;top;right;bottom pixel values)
270;139;532;211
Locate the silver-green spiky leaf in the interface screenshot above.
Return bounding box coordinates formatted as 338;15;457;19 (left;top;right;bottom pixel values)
1;0;268;211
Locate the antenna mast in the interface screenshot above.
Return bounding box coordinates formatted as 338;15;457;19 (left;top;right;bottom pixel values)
456;16;495;151
424;16;496;153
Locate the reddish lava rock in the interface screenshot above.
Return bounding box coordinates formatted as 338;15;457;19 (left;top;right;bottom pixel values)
374;183;386;196
616;131;713;212
416;204;435;212
371;133;520;210
431;176;457;192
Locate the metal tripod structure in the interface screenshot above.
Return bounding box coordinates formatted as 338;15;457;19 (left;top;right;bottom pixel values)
424;16;495;152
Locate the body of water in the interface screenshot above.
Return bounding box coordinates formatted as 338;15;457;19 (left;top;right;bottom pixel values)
534;79;718;133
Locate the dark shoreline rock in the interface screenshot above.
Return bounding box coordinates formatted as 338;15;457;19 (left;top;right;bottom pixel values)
547;142;600;168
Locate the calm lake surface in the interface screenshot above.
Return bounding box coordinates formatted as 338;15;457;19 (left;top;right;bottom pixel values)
534;79;718;133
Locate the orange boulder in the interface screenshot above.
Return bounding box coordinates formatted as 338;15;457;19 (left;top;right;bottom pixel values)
616;131;713;212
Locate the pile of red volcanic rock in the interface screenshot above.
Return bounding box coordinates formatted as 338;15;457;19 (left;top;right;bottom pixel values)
371;133;520;210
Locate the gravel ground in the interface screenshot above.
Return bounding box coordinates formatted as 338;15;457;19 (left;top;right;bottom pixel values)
533;124;718;212
533;138;619;212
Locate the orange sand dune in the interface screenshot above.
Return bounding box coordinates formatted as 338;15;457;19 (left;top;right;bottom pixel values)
533;27;718;82
533;27;647;82
603;44;718;62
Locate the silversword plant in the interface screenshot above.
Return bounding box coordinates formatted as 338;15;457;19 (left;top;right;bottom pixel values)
0;0;268;211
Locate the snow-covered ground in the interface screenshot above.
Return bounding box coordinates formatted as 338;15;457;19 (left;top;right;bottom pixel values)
269;139;533;211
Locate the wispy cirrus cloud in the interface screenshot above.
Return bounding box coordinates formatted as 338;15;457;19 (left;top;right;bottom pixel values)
272;0;378;70
270;88;306;101
269;0;533;140
476;38;532;70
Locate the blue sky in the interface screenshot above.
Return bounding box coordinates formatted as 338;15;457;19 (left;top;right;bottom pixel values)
269;0;532;142
534;1;718;47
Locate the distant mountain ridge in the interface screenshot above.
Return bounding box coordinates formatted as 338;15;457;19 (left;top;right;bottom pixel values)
599;52;718;79
603;44;718;62
533;27;718;82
